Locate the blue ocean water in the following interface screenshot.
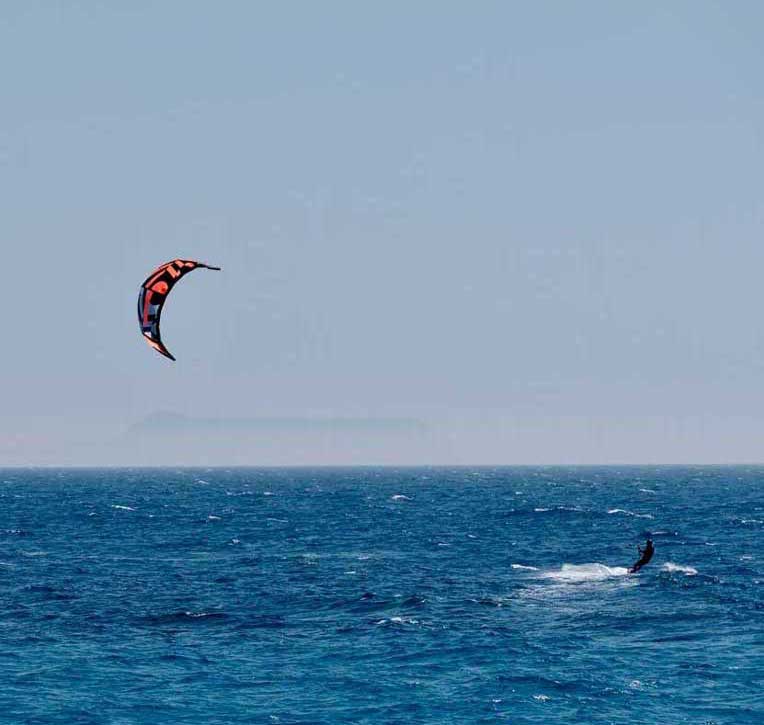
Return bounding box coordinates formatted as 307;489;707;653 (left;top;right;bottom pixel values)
0;467;761;724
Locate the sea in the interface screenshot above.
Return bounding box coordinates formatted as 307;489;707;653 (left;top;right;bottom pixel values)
0;466;761;724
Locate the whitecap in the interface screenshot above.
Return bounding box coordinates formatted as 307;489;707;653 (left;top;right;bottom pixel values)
639;488;657;494
207;515;221;521
376;616;419;626
534;507;550;512
661;562;697;576
607;508;653;519
391;494;411;501
511;564;539;571
533;694;550;702
112;505;136;511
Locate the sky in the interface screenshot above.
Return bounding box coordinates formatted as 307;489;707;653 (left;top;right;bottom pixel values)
1;1;763;464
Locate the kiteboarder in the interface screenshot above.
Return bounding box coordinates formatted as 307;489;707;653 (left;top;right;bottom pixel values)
628;538;654;573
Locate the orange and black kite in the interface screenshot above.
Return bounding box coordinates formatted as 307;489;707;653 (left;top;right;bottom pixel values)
137;259;221;361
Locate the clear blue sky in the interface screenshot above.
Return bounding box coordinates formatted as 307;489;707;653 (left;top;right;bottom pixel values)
2;1;763;463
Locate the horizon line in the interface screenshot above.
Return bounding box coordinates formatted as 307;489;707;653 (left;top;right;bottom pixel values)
1;462;764;469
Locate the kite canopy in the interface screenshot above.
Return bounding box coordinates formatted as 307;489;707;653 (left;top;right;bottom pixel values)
137;259;221;361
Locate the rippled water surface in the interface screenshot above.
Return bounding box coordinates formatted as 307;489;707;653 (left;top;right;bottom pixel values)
1;467;762;724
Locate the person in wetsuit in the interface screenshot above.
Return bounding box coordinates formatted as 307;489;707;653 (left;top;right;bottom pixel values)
628;538;654;573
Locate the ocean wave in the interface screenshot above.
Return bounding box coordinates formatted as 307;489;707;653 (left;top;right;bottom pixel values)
469;597;506;607
607;508;653;519
511;564;539;571
661;562;697;576
505;506;584;516
375;616;421;627
139;611;228;626
234;615;286;630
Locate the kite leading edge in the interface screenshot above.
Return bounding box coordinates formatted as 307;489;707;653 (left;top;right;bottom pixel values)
137;259;221;361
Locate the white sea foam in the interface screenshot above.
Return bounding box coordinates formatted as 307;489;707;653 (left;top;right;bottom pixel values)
639;488;657;494
391;494;411;501
207;515;221;521
511;564;539;571
533;694;550;702
112;505;135;511
607;508;653;519
661;562;697;576
542;563;630;583
376;616;419;626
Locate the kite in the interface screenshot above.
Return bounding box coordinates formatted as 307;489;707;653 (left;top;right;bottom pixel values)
137;259;221;361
